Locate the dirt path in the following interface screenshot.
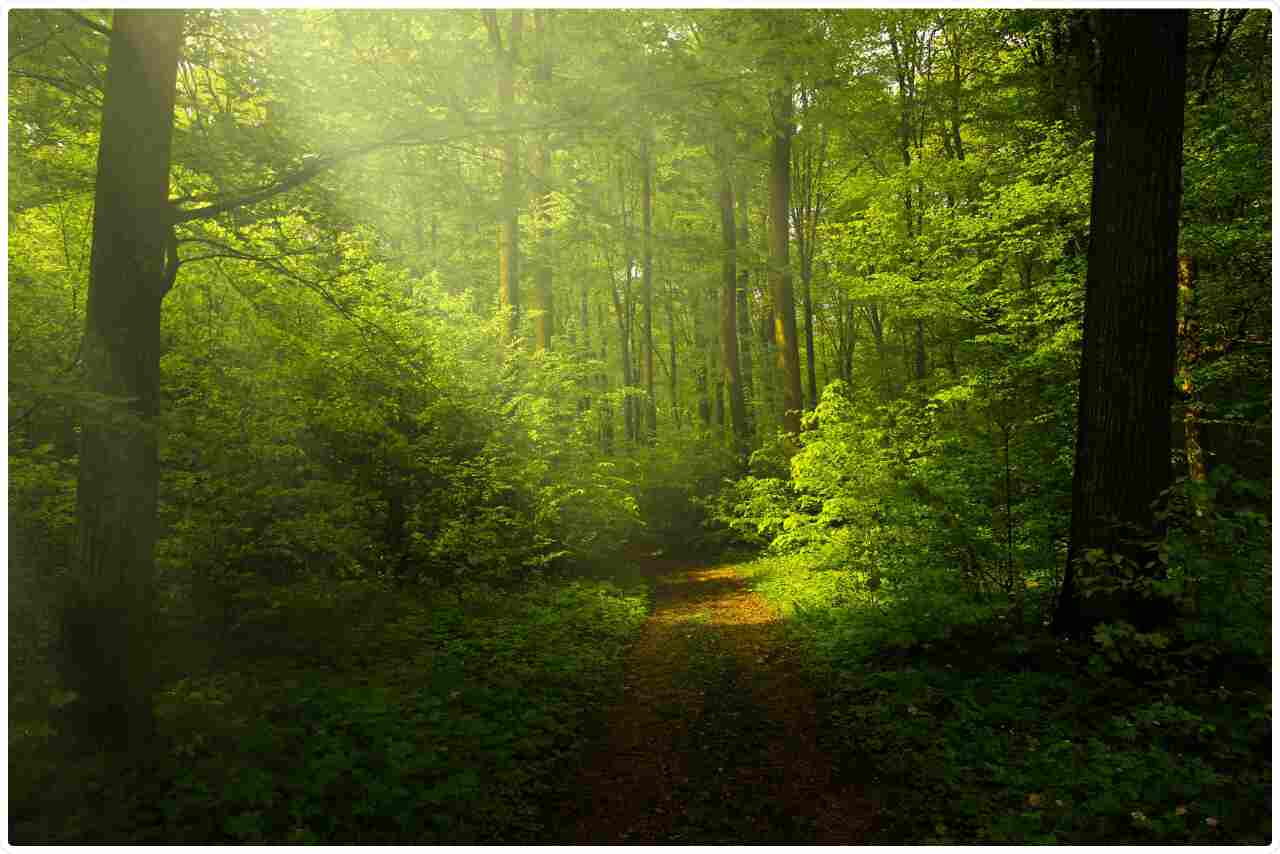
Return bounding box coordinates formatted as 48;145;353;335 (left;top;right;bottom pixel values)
556;557;878;843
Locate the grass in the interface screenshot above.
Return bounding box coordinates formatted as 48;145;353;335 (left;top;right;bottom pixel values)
740;552;1272;844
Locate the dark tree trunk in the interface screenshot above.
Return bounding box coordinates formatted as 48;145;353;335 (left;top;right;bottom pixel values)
1054;10;1189;636
63;9;183;754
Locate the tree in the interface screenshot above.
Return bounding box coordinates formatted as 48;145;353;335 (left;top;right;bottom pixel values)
529;11;554;351
716;142;749;444
484;10;524;347
1053;11;1189;635
791;86;830;409
61;9;184;753
640;129;657;440
768;77;802;434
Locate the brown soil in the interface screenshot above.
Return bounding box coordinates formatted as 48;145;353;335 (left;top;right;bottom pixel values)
555;556;878;843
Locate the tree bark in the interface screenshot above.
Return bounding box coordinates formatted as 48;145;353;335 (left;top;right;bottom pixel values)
735;173;754;433
768;81;802;435
529;11;553;351
611;268;635;443
693;282;710;425
485;11;523;347
64;9;183;754
717;151;749;443
791;105;825;410
1054;10;1189;635
640;131;657;441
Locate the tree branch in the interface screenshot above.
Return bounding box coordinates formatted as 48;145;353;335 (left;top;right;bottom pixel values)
62;10;112;38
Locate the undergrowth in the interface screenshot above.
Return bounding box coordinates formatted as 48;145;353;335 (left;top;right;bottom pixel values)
741;552;1271;844
9;575;649;843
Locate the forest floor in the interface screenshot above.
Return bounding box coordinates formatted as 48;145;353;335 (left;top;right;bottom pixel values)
556;554;879;843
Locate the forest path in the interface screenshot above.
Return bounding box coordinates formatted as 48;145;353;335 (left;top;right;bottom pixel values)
557;555;878;843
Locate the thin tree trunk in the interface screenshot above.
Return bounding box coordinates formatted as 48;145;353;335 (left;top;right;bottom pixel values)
485;11;524;347
709;285;724;429
693;283;710;425
717;150;748;442
801;253;818;406
735;173;754;433
769;80;802;434
64;9;183;754
597;300;614;452
792;108;825;411
529;12;553;351
609;267;634;444
640;132;657;441
757;282;776;434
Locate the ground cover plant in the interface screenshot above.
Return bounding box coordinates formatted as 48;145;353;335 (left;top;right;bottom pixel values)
11;575;647;843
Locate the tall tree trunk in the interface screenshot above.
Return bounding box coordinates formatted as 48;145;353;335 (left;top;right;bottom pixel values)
792;107;826;411
63;9;183;754
757;282;776;434
692;283;710;425
485;11;523;347
708;285;724;429
609;265;634;444
529;12;553;351
717;151;749;443
597;300;614;453
1054;10;1189;635
864;301;887;397
640;132;657;441
768;81;802;434
735;173;754;433
888;22;930;388
801;254;818;407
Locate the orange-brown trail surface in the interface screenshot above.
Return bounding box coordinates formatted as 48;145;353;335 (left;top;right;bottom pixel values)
556;556;879;843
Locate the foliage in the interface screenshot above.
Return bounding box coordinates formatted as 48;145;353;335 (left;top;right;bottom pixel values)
7;7;1269;844
741;545;1270;844
10;575;648;843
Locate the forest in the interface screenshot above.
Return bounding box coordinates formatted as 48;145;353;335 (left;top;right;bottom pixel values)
7;7;1272;844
